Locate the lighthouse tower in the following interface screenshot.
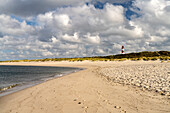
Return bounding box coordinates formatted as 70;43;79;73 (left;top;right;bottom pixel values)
122;46;124;54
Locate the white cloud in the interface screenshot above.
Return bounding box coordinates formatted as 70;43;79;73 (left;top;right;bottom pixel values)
131;0;170;50
36;4;127;42
55;14;71;26
50;36;59;43
104;4;124;24
62;33;80;43
96;48;105;54
150;36;168;42
85;33;101;44
37;13;71;27
0;15;35;36
42;51;53;57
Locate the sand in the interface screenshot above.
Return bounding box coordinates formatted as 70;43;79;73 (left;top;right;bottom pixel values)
0;61;170;113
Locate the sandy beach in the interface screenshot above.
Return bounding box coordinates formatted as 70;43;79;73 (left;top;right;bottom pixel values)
0;61;170;113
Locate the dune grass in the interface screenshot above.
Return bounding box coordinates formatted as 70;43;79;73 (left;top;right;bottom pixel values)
1;51;169;62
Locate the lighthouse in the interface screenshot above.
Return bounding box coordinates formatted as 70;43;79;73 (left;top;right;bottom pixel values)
122;46;124;54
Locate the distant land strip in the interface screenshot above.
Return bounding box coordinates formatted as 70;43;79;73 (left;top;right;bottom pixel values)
1;51;170;62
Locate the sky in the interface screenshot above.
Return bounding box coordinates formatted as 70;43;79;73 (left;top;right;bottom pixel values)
0;0;170;60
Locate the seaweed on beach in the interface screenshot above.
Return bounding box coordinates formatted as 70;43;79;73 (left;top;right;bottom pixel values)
0;84;19;92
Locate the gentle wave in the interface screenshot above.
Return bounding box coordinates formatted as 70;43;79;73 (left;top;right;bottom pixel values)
0;65;83;97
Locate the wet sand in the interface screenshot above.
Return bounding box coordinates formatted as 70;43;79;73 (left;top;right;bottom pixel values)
0;61;169;113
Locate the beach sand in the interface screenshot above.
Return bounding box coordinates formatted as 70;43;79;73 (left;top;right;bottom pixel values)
0;61;169;113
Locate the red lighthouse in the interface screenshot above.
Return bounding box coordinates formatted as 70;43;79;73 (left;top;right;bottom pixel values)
122;46;124;54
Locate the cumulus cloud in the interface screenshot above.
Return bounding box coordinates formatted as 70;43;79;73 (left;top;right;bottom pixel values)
0;14;36;37
0;0;133;17
131;0;170;50
85;33;101;44
0;0;169;60
36;4;127;41
62;33;80;43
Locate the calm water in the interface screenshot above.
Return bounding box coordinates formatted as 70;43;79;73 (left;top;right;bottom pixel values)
0;65;81;96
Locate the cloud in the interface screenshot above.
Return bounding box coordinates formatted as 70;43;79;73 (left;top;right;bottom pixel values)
92;0;134;4
0;0;170;60
85;33;101;44
131;0;170;50
50;36;59;43
37;12;71;27
0;0;90;17
0;14;36;37
62;33;80;43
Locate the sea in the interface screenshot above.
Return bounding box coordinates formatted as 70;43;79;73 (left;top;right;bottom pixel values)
0;65;82;97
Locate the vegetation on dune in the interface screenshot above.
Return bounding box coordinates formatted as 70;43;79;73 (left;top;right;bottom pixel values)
0;51;170;62
100;51;170;59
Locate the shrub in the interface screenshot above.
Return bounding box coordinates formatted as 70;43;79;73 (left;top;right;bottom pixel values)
151;57;158;61
143;57;151;61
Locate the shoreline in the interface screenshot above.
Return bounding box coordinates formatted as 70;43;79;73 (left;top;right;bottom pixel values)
0;61;170;113
0;65;84;97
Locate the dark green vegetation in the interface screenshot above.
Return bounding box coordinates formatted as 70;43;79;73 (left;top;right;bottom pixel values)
1;51;170;62
100;51;170;61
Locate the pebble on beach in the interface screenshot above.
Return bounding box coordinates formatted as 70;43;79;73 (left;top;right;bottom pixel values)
99;62;170;96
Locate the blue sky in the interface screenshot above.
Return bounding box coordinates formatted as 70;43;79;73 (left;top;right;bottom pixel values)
92;0;140;20
0;0;170;60
11;15;37;26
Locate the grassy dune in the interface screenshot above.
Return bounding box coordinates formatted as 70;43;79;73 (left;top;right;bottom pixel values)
1;51;170;62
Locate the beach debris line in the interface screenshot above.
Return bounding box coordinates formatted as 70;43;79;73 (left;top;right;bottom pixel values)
0;84;19;91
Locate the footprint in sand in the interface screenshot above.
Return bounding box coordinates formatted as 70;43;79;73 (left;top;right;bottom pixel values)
114;105;127;113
